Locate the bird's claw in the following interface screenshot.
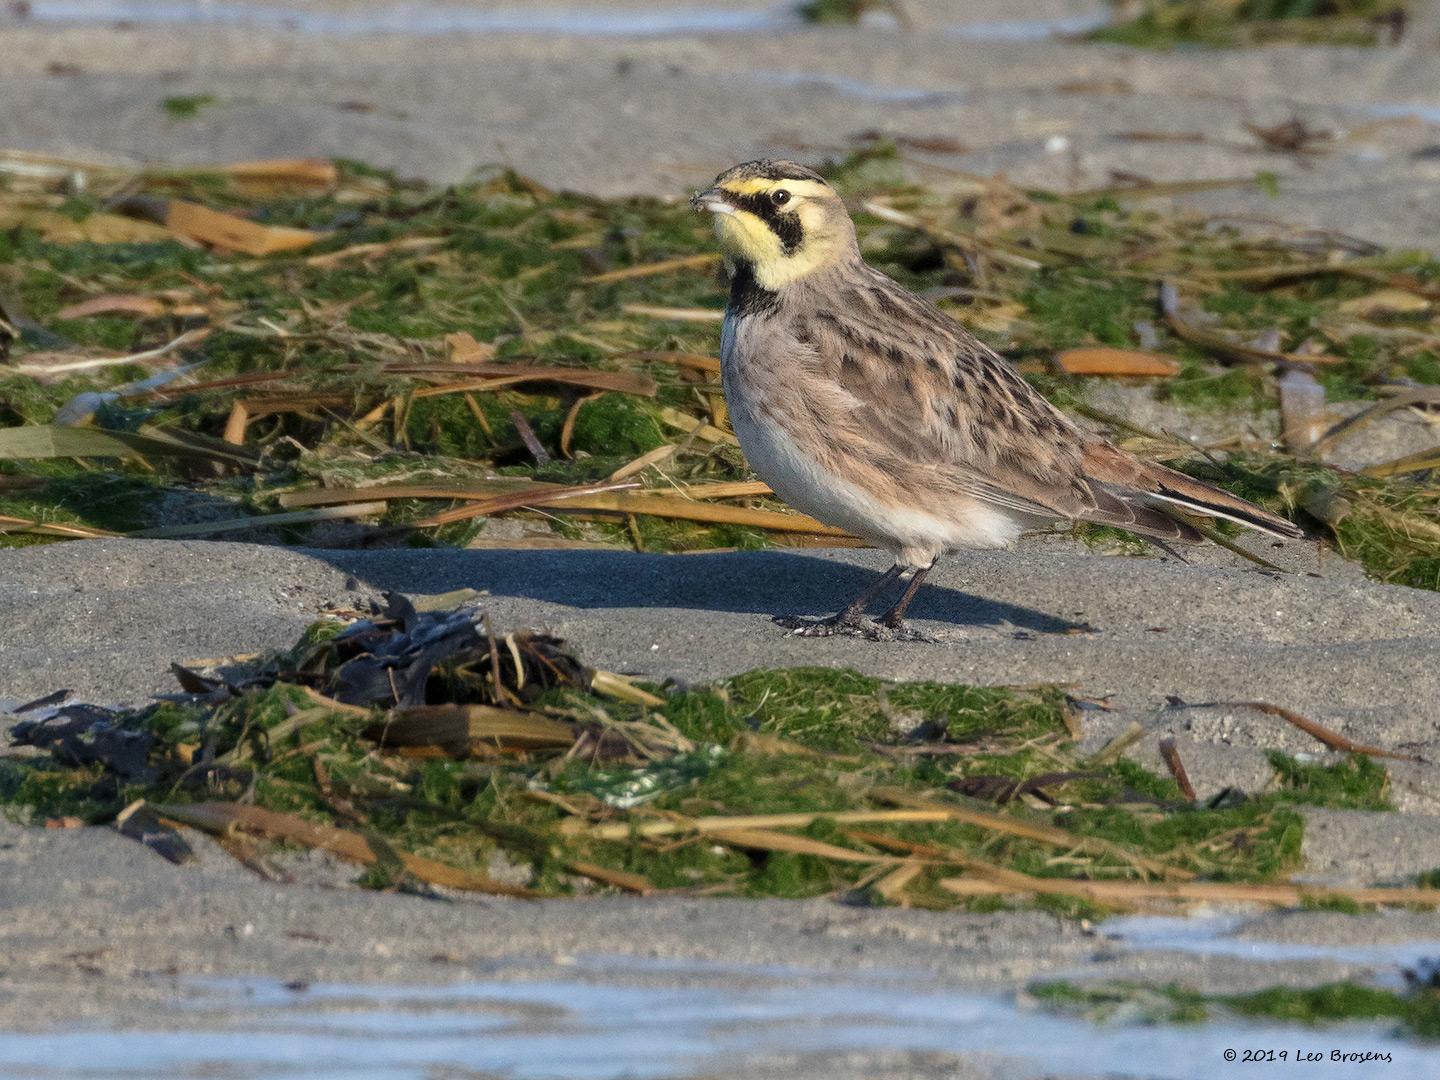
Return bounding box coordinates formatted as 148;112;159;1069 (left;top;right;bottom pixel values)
876;619;936;643
774;614;935;643
774;612;866;637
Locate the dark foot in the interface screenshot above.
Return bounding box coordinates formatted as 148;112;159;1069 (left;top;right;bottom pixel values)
774;611;870;638
775;613;936;643
875;616;933;642
875;617;937;643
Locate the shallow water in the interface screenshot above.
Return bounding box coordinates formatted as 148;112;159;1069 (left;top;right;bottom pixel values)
16;1;1109;42
949;13;1111;42
17;1;796;35
1103;914;1440;990
1360;102;1440;127
0;951;1430;1080
749;69;968;107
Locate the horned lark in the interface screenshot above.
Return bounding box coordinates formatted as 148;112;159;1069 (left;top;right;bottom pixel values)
692;159;1304;640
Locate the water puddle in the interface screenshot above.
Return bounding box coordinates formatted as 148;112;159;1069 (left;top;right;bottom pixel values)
1359;102;1440;127
13;1;796;36
749;69;967;107
949;13;1112;42
1104;914;1440;989
14;1;1111;42
0;954;1429;1080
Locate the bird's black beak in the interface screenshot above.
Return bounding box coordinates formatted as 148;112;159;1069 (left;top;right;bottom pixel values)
691;187;734;215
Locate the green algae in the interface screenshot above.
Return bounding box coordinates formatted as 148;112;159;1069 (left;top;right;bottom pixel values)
161;94;219;120
0;618;1401;912
1030;977;1440;1040
1029;979;1210;1024
1171;456;1440;592
1094;0;1402;48
1022;271;1151;352
567;395;667;458
0;151;1435;580
1269;751;1392;811
796;0;871;24
0;471;171;543
1228;982;1440;1038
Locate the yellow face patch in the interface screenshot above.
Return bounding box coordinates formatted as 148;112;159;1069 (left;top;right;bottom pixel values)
712;209;785;270
721;177;830;199
709;178;846;290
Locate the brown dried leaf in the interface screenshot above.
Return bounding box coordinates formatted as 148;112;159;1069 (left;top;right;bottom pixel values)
707;827;900;864
0;201;177;245
152;199;321;255
939;876;1440;910
1336;288;1432;320
562;808;950;842
369;704;578;754
1055;347;1179;377
444;331;498;363
1236;700;1425;762
869;860;926;905
305;235;446;269
170;200;319;255
870;787;1190;881
563;859;654;895
618;350;722;376
1362;445;1440;479
584;253;720;284
1158;737;1198;802
1160;281;1341;367
216;159;339;187
395;360;656;397
415;480;641;528
55;292;209;320
620;303;725;323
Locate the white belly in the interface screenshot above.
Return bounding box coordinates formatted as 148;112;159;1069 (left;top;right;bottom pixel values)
724;371;1024;566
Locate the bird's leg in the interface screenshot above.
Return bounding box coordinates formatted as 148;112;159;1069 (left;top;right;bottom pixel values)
875;559;938;641
775;563;906;637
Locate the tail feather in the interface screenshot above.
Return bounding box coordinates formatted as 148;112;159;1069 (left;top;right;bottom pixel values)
1081;484;1205;543
1145;465;1304;540
1081;443;1304;542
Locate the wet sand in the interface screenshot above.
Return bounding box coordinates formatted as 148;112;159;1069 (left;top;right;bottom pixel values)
2;1;1440;247
4;4;1440;1075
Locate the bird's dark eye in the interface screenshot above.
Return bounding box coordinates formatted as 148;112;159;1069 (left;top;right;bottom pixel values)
770;189;791;206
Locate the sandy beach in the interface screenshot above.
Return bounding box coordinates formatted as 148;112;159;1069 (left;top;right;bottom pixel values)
2;1;1440;247
3;3;1440;1077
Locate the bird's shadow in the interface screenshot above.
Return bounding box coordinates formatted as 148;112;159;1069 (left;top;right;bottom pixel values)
322;548;1084;635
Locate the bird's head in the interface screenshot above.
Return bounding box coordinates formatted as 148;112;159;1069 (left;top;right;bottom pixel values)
692;160;857;290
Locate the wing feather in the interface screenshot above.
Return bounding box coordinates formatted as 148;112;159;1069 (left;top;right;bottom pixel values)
802;266;1298;543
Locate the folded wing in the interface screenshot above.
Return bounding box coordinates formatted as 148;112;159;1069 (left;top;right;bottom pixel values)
812;269;1300;543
